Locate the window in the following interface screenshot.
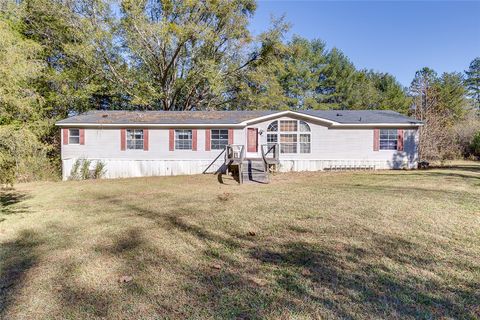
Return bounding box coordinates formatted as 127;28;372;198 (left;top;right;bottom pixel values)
379;129;398;150
267;120;311;154
299;121;310;132
175;129;192;150
267;121;278;132
267;121;278;149
211;129;229;150
280;134;297;153
280;120;297;132
69;129;80;144
267;132;278;149
300;134;311;153
126;129;144;150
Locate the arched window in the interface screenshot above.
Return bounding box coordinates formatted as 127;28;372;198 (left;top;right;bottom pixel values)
266;120;311;154
299;121;311;132
267;121;278;132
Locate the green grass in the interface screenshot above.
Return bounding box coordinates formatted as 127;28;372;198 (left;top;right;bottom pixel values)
1;163;479;319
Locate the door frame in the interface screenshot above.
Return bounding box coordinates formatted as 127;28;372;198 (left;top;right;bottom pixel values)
246;127;259;157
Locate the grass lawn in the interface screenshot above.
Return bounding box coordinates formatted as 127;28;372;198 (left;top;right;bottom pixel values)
1;163;479;319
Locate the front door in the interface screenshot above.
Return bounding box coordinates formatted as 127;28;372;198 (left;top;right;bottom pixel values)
246;128;258;156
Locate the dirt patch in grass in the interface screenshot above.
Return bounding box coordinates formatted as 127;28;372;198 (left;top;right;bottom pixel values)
1;164;479;319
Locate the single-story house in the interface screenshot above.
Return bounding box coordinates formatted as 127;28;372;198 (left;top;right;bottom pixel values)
56;110;423;181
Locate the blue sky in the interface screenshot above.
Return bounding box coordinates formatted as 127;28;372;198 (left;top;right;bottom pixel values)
249;1;480;87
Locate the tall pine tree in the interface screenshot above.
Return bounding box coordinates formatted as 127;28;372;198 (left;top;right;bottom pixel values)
465;57;480;110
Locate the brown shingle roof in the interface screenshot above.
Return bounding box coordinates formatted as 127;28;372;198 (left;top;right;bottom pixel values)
56;110;422;125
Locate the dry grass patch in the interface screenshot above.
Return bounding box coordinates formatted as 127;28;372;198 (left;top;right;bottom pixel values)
1;163;479;319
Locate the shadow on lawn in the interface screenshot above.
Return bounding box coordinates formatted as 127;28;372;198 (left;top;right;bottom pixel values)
0;229;44;316
377;164;480;183
44;189;476;319
429;164;480;174
56;228;156;318
410;169;479;182
0;223;78;318
165;216;479;318
0;189;36;316
56;261;112;318
251;237;479;319
0;190;30;218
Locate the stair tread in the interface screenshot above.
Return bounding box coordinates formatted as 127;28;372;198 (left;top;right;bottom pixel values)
242;177;269;183
226;158;271;184
242;172;267;176
242;170;267;174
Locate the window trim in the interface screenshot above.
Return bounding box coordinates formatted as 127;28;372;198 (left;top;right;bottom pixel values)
210;129;229;150
379;129;398;151
68;128;80;145
126;129;144;150
174;129;193;150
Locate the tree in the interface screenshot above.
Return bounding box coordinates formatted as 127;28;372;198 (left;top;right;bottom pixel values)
278;36;328;109
342;70;378;109
20;0;125;118
0;5;43;125
410;67;438;122
454;109;480;158
436;72;468;122
0;5;54;184
368;72;411;113
465;57;480;109
229;16;291;110
410;68;470;161
317;48;356;109
470;131;480;158
117;0;259;110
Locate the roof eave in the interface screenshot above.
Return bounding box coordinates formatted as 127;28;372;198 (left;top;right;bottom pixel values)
55;122;422;128
330;123;423;129
54;122;246;128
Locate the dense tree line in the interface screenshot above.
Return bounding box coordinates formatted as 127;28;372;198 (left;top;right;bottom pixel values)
0;0;479;184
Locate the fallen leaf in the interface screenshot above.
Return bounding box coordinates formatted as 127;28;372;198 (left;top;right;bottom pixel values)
211;264;222;270
251;278;267;287
301;269;312;276
118;275;133;283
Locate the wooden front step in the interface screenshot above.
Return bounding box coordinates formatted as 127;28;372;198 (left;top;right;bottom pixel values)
241;159;269;184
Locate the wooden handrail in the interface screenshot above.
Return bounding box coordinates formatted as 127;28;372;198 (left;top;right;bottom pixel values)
203;148;226;174
225;144;245;184
261;143;279;176
225;144;245;162
261;144;279;163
